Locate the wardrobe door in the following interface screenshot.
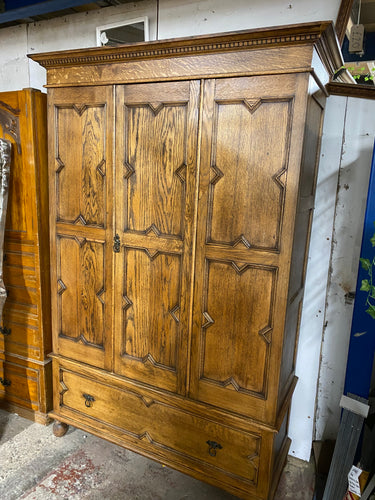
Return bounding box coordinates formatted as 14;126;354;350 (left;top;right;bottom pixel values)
48;86;114;370
189;75;309;423
114;81;200;395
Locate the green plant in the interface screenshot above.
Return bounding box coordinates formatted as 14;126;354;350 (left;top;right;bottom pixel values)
360;224;375;319
345;65;375;82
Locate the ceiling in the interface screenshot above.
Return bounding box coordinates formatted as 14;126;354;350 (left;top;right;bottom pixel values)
0;0;135;28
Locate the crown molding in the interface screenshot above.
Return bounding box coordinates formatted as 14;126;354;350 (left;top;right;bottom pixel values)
29;21;342;78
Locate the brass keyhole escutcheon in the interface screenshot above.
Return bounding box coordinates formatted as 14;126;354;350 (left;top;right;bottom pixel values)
113;234;120;253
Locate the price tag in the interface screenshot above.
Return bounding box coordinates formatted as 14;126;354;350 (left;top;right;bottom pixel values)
349;24;364;53
348;465;362;495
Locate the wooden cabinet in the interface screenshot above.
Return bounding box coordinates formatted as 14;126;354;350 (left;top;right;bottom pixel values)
0;89;52;423
30;22;342;499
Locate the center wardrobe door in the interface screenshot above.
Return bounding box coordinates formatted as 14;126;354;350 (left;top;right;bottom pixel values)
114;81;200;395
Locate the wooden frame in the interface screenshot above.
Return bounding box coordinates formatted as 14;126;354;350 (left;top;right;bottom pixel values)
327;81;375;99
336;0;354;46
333;0;375;99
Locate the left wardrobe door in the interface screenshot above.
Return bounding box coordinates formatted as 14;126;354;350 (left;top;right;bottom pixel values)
48;86;114;371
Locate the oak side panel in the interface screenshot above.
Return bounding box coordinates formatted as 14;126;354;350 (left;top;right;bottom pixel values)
277;89;326;412
31;89;52;359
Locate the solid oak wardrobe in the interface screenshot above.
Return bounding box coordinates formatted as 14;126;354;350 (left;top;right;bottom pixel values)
30;22;342;499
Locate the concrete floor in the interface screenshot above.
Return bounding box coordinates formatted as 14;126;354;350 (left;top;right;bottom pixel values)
0;409;315;499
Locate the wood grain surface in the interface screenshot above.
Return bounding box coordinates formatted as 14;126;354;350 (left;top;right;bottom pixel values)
38;23;339;499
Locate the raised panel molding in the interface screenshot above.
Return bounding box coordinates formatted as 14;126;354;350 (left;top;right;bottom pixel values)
55;104;107;228
206;98;293;251
147;102;166;115
57;235;106;349
243;98;262;114
122;102;188;239
199;259;276;398
120;247;181;372
169;304;180;323
144;224;162;238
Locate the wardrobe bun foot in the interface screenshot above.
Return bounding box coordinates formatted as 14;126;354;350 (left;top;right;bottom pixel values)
53;420;69;437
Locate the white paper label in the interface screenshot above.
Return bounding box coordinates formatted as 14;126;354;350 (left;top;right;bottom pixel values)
348;465;362;495
349;24;364;53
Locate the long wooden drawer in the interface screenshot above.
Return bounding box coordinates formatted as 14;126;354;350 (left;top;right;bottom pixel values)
58;367;262;487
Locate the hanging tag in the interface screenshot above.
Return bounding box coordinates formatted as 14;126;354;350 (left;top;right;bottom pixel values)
347;465;362;495
349;24;364;53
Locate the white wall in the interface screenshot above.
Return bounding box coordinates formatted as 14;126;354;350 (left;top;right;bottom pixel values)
289;95;346;459
0;24;29;91
1;0;365;463
158;0;341;38
0;0;342;93
315;97;375;442
28;0;157;91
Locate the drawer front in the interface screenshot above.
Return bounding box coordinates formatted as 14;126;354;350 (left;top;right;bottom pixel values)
1;306;40;359
3;249;36;270
0;359;40;410
1;246;41;359
5;283;38;307
4;260;37;288
59;368;261;485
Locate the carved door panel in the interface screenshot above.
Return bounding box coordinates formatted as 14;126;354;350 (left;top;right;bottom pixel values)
113;81;200;394
49;86;114;370
189;75;308;421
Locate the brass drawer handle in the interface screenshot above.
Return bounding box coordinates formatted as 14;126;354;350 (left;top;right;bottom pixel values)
0;326;11;336
83;393;95;408
206;440;222;457
0;377;11;387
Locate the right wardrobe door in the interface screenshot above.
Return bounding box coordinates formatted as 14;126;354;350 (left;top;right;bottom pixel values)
189;73;309;426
